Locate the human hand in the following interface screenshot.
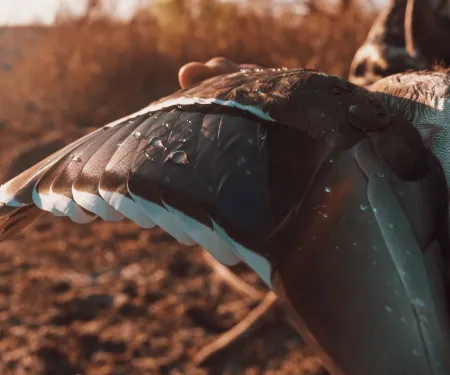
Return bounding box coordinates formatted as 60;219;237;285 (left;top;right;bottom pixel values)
178;57;261;89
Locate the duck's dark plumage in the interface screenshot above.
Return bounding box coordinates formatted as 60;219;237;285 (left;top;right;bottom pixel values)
273;138;450;375
344;2;450;370
0;69;430;248
372;70;450;100
5;0;450;368
1;68;449;374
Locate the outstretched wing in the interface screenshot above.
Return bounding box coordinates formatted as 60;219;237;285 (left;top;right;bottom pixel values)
0;68;431;286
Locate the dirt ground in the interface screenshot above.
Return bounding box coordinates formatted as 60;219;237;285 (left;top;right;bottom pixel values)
0;122;327;375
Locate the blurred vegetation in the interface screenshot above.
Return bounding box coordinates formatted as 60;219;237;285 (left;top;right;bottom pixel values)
0;0;375;144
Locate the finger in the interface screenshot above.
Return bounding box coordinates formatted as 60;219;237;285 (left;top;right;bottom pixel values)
206;57;262;72
205;57;240;74
179;58;262;89
178;62;217;89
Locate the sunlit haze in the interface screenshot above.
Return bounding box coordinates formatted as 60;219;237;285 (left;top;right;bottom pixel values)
0;0;143;25
0;0;386;25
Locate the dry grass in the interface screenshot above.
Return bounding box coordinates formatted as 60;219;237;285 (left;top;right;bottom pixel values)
0;0;375;142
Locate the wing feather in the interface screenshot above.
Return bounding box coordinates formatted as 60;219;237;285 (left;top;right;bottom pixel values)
0;68;433;281
98;112;172;229
71;117;145;221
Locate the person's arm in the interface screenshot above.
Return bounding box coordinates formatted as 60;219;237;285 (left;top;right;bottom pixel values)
178;57;261;89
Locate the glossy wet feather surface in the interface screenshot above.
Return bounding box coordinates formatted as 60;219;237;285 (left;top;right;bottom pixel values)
0;67;447;375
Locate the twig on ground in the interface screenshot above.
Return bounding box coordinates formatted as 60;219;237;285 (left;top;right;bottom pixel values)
202;252;265;300
193;291;278;366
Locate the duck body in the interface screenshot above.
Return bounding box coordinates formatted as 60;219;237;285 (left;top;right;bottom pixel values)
1;68;450;374
343;1;450;371
272;134;450;375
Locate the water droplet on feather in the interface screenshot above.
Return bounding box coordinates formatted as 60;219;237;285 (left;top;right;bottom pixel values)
237;156;246;166
168;150;189;165
149;136;164;148
143;151;154;161
412;298;425;308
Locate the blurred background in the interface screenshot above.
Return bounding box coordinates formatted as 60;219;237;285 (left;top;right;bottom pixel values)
0;1;381;374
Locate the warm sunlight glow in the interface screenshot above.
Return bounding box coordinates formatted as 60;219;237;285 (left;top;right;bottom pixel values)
0;0;386;25
0;0;142;25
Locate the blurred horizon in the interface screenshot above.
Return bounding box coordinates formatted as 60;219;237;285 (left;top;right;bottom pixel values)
0;0;376;141
0;0;385;25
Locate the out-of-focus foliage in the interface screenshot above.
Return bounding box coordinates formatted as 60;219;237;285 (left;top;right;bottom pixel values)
0;0;375;141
